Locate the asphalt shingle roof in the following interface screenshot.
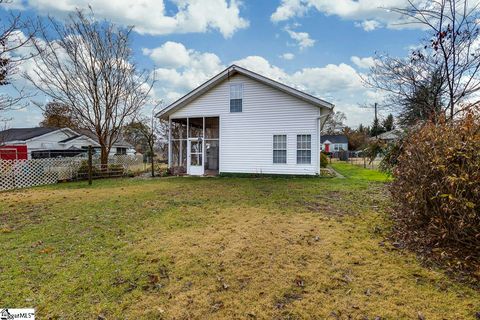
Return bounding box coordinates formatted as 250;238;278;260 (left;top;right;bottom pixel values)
0;127;59;142
320;134;348;144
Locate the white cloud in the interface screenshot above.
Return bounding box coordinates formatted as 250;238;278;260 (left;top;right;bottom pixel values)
350;56;376;69
271;0;424;31
232;56;289;82
142;42;191;68
143;42;224;103
356;19;381;31
25;0;249;38
271;0;309;22
144;42;377;126
280;53;295;60
285;27;315;50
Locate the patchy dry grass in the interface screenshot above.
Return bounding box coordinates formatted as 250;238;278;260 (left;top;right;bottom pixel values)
0;165;478;319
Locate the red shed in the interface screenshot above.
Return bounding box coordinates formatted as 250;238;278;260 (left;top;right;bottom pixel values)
0;145;28;160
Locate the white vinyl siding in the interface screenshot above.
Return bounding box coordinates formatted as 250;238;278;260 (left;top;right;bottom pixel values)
170;74;323;175
296;135;311;164
273;135;287;164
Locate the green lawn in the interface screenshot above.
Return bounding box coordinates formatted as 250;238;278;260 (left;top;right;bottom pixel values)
331;162;391;182
0;165;478;319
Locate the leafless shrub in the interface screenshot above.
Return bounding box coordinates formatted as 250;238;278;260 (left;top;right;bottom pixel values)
391;110;480;276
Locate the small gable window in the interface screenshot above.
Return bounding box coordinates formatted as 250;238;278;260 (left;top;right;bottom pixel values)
230;83;243;112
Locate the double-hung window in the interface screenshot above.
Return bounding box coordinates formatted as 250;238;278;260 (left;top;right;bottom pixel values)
296;134;311;164
230;84;243;112
273;135;287;164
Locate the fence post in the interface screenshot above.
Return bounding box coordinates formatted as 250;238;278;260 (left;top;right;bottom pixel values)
88;145;93;185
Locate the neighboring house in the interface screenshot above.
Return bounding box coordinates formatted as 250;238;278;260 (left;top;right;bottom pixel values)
371;129;403;143
320;134;348;153
0;127;135;160
157;65;334;176
75;129;135;156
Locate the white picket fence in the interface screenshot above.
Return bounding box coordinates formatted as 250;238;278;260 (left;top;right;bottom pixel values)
0;155;144;191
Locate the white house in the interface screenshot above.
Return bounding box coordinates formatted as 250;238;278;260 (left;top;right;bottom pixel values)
157;65;334;176
320;134;349;153
0;127;135;159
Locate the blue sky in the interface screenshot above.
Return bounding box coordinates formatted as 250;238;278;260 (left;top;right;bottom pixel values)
2;0;426;128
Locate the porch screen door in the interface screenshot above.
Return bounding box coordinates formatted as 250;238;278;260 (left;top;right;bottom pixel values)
187;138;204;175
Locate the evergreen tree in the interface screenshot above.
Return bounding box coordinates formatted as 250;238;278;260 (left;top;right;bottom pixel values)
399;70;444;127
382;114;395;131
370;118;386;137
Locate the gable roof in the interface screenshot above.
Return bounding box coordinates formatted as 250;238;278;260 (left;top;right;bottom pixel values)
156;64;334;119
373;129;403;141
321;134;348;144
0;127;132;148
75;129;133;148
58;135;81;143
0;127;60;142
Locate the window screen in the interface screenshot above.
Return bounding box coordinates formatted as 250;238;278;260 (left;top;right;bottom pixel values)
273;135;287;164
296;135;311;164
230;84;243;112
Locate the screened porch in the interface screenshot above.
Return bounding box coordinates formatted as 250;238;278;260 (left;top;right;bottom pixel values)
169;117;219;176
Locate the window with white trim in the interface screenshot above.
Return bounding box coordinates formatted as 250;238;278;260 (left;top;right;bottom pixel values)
334;144;341;151
296;134;311;164
230;84;243;112
273;135;287;164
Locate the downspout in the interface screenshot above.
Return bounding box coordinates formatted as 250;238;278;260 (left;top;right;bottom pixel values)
317;110;333;174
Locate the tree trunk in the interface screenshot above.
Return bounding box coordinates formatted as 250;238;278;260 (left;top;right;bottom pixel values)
151;154;155;178
150;144;155;178
100;145;109;172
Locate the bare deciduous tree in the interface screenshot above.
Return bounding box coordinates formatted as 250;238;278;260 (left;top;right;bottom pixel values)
392;0;480;118
0;0;37;119
124;101;167;177
322;111;347;134
133;115;167;177
366;54;445;117
367;0;480;123
25;9;154;166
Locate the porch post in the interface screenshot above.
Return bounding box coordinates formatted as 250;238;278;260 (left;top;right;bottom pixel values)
317;112;322;175
202;117;205;171
318;118;320;174
168;117;172;168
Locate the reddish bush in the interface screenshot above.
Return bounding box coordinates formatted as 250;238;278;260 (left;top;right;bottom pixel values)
391;113;480;275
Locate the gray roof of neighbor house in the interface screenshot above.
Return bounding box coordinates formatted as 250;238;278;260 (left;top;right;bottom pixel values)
58;135;81;143
0;127;133;148
75;129;133;148
321;134;348;144
0;127;59;142
373;129;403;141
156;64;334;119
